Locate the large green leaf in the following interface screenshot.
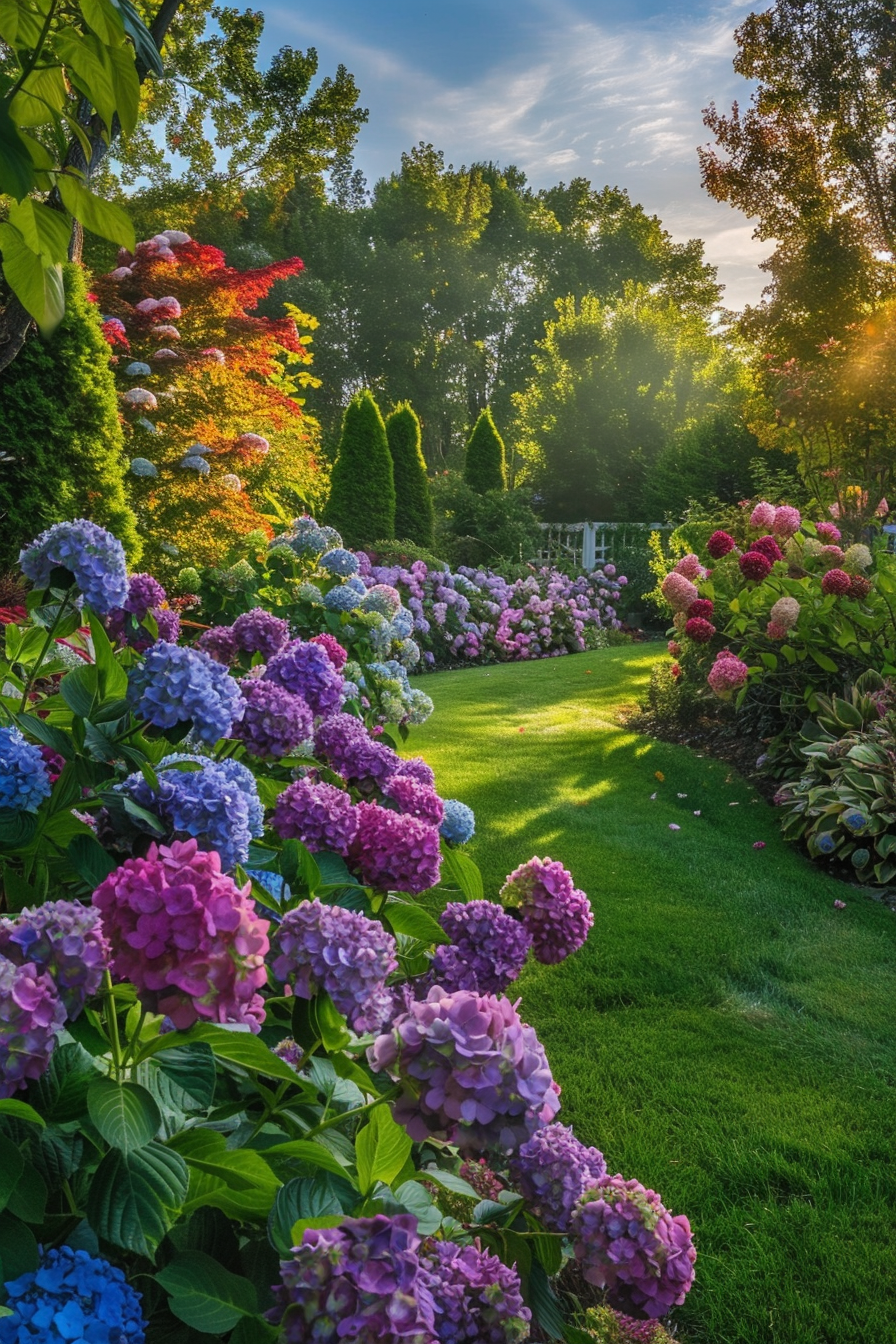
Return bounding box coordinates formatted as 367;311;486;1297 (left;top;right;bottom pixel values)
171;1130;280;1220
0;1099;45;1128
0;222;64;333
383;900;448;945
56;171;135;247
0;1213;39;1284
0;807;38;848
0;0;46;48
88;610;129;698
153;1043;216;1110
268;1173;355;1256
113;0;164;76
67;833;117;890
439;844;484;901
29;1041;99;1123
254;1139;354;1182
156;1251;257;1334
87;1078;161;1152
59;663;99;719
86;1141;187;1257
0;1139;24;1214
9;65;70;128
78;0;125;44
0;103;37;198
151;1024;306;1085
53;30;117;129
355;1104;412;1195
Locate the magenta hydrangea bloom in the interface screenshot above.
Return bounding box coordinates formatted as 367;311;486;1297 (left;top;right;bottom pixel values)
821;567;852;596
500;857;593;964
231;607;290;659
196;626;240;665
707;650;749;696
509;1122;606;1232
314;713;399;788
369;986;560;1152
684;617;715;644
0;901;108;1019
816;521;841;543
0;958;66;1097
310;631;349;671
773;504;801;537
92;838;270;1031
264;639;345;717
153;607;181;643
420;1239;531;1342
272;778;359;853
430;901;532;995
269;1215;434;1343
572;1175;697;1319
272;898;397;1033
348;801;442;893
706;530;735;559
687;598;713;620
659;573;698;613
232;679;313;759
750;534;783;564
382;774;445;826
749;501;776;529
738;550;772;582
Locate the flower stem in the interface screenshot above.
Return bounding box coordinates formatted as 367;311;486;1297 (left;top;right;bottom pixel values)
102;970;124;1077
18;592;74;710
302;1084;402;1139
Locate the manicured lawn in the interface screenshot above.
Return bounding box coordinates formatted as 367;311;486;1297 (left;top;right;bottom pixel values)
412;647;896;1344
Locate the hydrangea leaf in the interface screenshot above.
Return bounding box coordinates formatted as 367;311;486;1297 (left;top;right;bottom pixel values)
156;1250;257;1333
86;1142;188;1257
355;1104;412;1194
87;1078;161;1152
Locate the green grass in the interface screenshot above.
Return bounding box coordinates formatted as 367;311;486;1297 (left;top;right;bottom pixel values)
411;647;896;1344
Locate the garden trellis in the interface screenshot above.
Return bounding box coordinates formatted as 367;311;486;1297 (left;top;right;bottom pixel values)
538;521;672;570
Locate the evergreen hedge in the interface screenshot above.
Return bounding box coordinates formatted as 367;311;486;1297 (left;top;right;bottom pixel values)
463;406;507;494
324;391;395;547
386;402;434;548
0;265;140;569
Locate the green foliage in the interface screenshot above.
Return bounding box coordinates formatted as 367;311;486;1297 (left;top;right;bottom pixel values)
643;411;793;519
324;391;395;547
0;264;140;567
432;474;542;567
366;539;448;570
463;407;507;494
386;403;434;547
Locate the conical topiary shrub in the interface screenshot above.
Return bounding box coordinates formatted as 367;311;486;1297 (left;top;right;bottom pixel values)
324;391;396;548
463;407;507;494
386;402;434;548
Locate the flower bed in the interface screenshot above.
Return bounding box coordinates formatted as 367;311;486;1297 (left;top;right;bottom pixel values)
0;519;691;1341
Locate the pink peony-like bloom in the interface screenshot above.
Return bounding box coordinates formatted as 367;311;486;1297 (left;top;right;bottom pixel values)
670;662;682;679
707;650;749;697
739;551;772;582
706;530;736;559
673;554;703;581
766;621;788;640
684;617;715;644
876;497;889;517
687;598;714;621
816;521;841;543
769;595;800;630
667;640;681;657
660;573;698;613
348;801;442;893
500;857;593;964
92;839;270;1031
749;501;776;529
819;545;845;569
773;505;801;537
821;568;852;596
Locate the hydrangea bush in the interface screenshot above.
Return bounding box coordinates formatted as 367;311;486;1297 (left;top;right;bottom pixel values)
0;518;694;1341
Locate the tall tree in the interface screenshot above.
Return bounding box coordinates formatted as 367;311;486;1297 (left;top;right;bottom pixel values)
464;408;507;495
386;403;434;547
325;391;395;547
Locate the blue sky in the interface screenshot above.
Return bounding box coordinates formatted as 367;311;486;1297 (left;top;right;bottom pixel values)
265;0;768;309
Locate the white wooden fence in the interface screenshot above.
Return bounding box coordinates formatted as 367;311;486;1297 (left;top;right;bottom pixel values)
537;521;671;570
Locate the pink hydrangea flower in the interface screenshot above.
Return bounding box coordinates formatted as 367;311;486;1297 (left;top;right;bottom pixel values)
739;551;772;582
749;501;776;529
660;573;698;613
673;554;703;581
500;857;592;964
816;521;841;543
707;650;749;697
706;530;736;559
821;568;851;596
773;505;802;537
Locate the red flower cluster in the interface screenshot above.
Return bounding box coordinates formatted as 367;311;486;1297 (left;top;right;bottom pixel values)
739;551;772;582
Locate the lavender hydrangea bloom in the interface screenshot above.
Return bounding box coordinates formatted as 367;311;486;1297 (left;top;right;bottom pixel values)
0;958;66;1097
0;1246;147;1344
430;902;531;996
272;778;359;853
382;774;445;826
393;756;436;787
0;901;109;1019
314;713;399;787
264;640;344;717
420;1240;531;1343
19;519;128;613
572;1176;697;1318
196;625;240;665
127;642;244;744
273;898;398;1032
232;679;313;759
500;857;593;964
231;608;290;659
324;584;362;613
439;800;475;846
0;727;52;812
509;1122;606;1232
124;573;166;619
269;1216;434;1343
116;754;263;871
152;608;181;643
320;547;360;577
369;987;560;1152
349;802;442;893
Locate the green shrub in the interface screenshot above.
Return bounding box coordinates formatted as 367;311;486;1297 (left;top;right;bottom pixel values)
385;403;434;547
0;265;140;567
324;390;395;547
432;473;542;567
366;538;448;570
463;406;507;494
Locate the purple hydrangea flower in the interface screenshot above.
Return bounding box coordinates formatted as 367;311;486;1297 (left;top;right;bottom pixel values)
314;713;399;788
268;1215;434;1343
0;1246;146;1344
369;986;561;1152
232;679;313;759
264;640;345;717
348;802;442;893
393;757;436;788
430;902;531;995
127;642;244;744
509;1122;606;1232
382;775;445;826
439;800;475;846
572;1176;697;1318
500;857;593;964
152;607;181;643
196;625;240;665
272;898;397;1032
272;778;359;852
0;727;52;812
0;901;109;1019
19;519;128;613
124;573;166;620
231;607;290;659
0;958;66;1097
420;1239;530;1343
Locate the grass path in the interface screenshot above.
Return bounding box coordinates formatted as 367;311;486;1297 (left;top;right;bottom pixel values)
411;647;896;1344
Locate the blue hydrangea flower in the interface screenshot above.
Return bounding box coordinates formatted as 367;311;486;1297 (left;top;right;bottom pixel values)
318;525;343;548
440;799;476;846
842;810;868;834
179;455;210;475
345;576;367;596
0;728;52;813
319;547;359;578
19;520;128;614
127;642;244;744
125;361;151;377
323;585;361;613
391;607;415;638
0;1245;146;1343
815;832;837;855
282;517;327;556
405;687;433;724
397;638;421;669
